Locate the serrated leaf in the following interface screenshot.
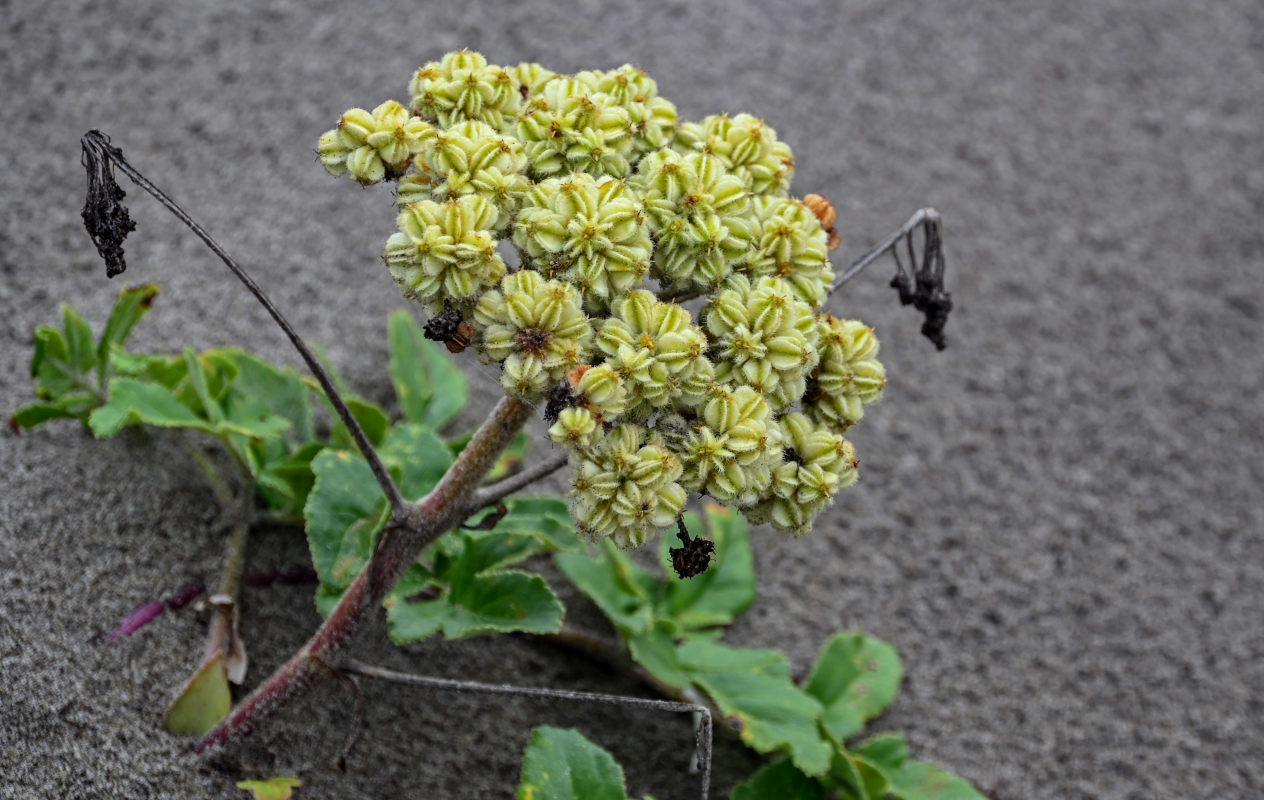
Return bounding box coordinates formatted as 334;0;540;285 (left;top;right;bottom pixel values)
804;633;903;743
489;496;583;553
209;348;314;443
517;726;628;800
883;762;987;800
658;505;755;630
731;758;825;800
236;776;302;800
675;640;830;776
556;542;658;636
96;283;159;373
88;377;216;437
304;449;390;611
387;529;563;642
163;651;231;735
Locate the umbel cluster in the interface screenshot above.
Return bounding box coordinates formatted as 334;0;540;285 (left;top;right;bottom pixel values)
317;50;885;546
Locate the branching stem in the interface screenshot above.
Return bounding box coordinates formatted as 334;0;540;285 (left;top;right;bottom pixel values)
337;658;712;800
468;452;569;511
831;207;941;292
197;396;534;752
79;131;405;514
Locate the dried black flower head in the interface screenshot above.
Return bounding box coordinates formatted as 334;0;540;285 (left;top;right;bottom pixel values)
543;381;578;424
423;305;475;353
890;216;952;351
80;130;137;278
669;517;715;579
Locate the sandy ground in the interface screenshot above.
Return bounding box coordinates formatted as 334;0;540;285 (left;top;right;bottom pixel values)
2;1;1262;798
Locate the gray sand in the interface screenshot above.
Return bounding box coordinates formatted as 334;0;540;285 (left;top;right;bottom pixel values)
3;1;1262;798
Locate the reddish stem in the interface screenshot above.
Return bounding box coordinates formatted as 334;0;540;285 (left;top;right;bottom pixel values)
196;396;534;752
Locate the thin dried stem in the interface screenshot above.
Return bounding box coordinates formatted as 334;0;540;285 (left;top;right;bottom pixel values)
338;658;712;800
79;130;405;514
832;207;942;292
469;452;569;511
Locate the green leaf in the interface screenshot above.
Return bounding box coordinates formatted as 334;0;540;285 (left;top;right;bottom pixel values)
236;776;302;800
302;351;390;447
490;496;583;553
387;530;563;642
803;633;903;743
183;347;226;425
380;423;453;499
883;762;987;800
658;504;755;630
345;397;390;446
517;726;628;800
556;541;658;636
209;348;314;442
731;758;825;800
163;651;231;736
10;403;78;430
626;622;692;689
851;756;891;800
387;309;469;430
256;441;325;514
96;283;160;371
304;449;390;609
62;304;98;378
852;734;909;773
387;309;433;424
30;314;100;414
826;749;871;800
88;377;216;437
678;640;831;776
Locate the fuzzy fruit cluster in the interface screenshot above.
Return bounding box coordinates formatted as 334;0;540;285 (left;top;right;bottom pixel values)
317;50;885;544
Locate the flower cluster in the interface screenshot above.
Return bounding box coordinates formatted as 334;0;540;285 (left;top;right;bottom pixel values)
317;50;885;546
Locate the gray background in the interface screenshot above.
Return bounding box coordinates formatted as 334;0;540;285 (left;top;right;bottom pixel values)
2;1;1261;798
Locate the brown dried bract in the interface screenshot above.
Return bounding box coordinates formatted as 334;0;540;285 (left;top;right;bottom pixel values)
803;192;841;251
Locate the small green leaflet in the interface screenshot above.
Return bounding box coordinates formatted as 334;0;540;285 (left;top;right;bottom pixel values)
804;633;903;744
385;497;580;642
517;726;632;800
236;776;302;800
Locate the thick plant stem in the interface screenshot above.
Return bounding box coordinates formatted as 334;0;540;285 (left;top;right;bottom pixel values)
196;396;534;752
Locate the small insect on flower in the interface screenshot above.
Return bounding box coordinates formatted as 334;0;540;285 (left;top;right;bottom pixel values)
669;517;716;579
423;305;475;353
802;192;841;251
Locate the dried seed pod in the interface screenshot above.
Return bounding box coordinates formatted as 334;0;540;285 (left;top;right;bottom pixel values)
423;306;475;353
668;518;715;578
802;193;836;229
802;193;841;252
